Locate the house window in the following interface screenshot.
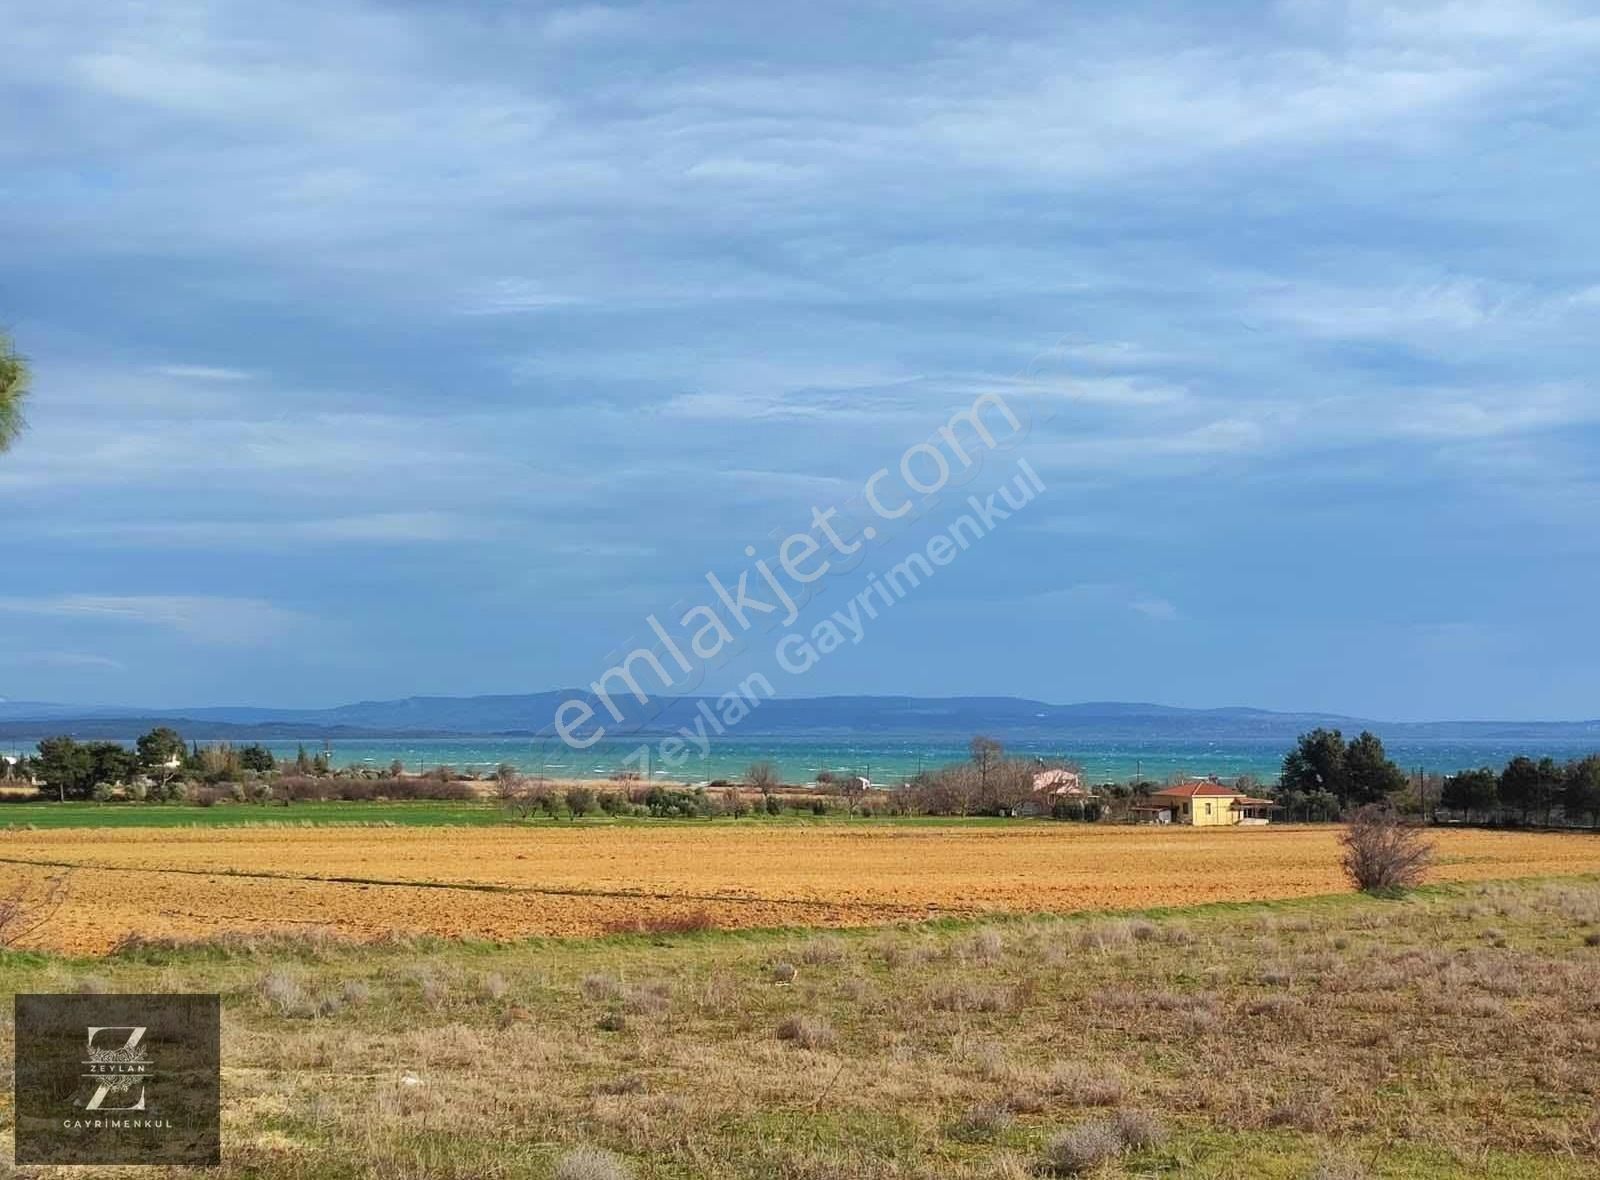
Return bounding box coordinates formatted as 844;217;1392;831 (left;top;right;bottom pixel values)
1205;802;1212;815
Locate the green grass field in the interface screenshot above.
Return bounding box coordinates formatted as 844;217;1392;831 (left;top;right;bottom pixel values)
4;878;1600;1177
0;799;512;828
0;799;1035;830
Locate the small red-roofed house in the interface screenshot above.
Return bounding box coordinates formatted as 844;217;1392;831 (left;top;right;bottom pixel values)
1131;780;1277;826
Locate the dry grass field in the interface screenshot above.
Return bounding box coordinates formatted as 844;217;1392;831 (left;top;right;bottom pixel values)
5;875;1600;1178
3;822;1600;954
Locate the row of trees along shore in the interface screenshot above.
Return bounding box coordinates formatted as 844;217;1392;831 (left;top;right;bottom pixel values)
1280;727;1600;829
3;725;1597;827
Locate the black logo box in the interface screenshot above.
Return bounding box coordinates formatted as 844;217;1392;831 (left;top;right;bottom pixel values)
13;993;220;1165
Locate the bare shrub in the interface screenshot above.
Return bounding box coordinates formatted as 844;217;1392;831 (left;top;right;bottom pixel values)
581;973;624;1002
1245;995;1302;1018
955;1036;1010;1081
950;1101;1014;1142
776;1014;836;1049
624;980;672;1015
1112;1108;1167;1150
554;1146;634;1180
340;979;372;1005
1041;1120;1123;1175
928;981;1013;1013
1074;920;1135;952
798;935;847;965
1340;806;1434;893
257;969;309;1016
1127;919;1159;942
417;973;450;1009
963;927;1006;963
1046;1062;1124;1107
1259;964;1294;986
744;761;780;791
594;1073;648;1096
1265;1090;1334;1132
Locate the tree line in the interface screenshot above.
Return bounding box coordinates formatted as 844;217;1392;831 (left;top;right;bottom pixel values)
5;729;280;801
1279;727;1600;828
1439;754;1600;827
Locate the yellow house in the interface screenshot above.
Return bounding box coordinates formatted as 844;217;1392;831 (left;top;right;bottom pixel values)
1135;782;1277;826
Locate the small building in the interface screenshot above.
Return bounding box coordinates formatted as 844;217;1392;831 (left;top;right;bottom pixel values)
1133;780;1276;826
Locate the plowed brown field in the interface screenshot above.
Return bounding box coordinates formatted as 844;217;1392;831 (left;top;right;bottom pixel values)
4;822;1599;954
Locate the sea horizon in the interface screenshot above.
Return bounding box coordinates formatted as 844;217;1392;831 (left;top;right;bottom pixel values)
9;733;1593;786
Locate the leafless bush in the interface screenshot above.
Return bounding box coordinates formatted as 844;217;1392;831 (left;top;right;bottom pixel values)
581;973;624;1001
745;761;780;791
928;980;1014;1013
1041;1120;1123;1175
257;969;309;1016
798;935;847;965
950;1101;1014;1142
1046;1062;1125;1107
1310;1155;1372;1180
1340;805;1435;893
553;1146;633;1180
962;927;1005;963
776;1014;836;1049
1112;1108;1167;1150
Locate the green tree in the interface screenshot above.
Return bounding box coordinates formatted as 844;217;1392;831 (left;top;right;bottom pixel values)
1342;731;1409;806
1441;767;1498;822
1281;729;1347;797
1499;756;1562;824
0;331;28;454
35;736;93;801
136;727;186;785
86;742;138;788
1562;756;1600;828
239;744;277;773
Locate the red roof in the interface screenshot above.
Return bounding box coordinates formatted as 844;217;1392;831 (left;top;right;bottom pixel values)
1149;782;1241;800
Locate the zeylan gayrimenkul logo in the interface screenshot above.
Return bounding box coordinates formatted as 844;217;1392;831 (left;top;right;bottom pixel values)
82;1025;154;1113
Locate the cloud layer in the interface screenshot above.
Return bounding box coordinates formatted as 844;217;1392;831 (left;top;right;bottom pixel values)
3;0;1598;717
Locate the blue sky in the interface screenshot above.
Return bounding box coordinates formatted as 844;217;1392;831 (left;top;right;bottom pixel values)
2;0;1598;720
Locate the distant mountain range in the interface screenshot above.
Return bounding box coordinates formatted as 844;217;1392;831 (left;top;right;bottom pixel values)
1;693;1597;743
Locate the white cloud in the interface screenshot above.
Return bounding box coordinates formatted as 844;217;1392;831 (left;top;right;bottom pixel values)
0;595;306;646
153;364;256;381
1130;595;1180;622
39;512;480;548
4;650;127;671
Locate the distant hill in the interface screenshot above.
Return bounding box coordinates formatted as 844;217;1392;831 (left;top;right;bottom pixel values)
1;693;1597;744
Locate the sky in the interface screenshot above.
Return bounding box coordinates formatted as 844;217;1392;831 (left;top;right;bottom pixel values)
2;0;1598;722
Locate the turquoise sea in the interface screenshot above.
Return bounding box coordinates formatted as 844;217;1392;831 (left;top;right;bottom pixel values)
241;735;1600;785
